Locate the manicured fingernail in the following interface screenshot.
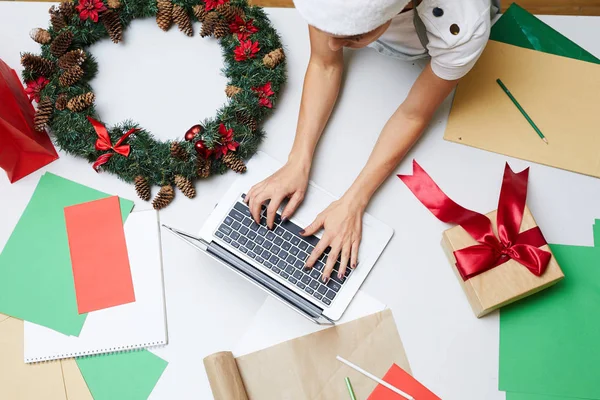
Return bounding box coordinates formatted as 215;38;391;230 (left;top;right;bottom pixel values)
299;229;305;235
322;276;329;283
352;263;356;269
281;216;288;223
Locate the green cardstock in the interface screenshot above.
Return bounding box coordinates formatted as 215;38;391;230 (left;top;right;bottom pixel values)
490;3;600;64
499;243;600;399
506;392;579;400
76;350;168;400
594;221;599;247
0;173;134;336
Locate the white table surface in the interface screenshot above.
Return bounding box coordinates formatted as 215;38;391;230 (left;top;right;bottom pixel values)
1;4;599;399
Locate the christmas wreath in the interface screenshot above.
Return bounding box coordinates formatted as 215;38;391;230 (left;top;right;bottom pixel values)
23;0;286;209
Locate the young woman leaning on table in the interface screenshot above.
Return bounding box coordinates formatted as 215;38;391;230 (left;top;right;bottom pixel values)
245;0;498;282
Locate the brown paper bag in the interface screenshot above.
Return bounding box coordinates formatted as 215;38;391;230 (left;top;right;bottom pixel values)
204;310;410;400
445;41;600;178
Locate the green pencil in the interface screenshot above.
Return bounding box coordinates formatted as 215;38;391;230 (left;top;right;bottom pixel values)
345;377;357;400
496;78;548;144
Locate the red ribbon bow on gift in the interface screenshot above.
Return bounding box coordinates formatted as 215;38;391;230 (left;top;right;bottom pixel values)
88;117;139;172
398;161;552;281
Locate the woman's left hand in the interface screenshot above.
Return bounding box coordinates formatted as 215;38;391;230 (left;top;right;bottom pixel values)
302;196;365;283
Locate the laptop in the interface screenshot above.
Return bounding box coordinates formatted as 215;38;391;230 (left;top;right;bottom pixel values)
164;152;393;324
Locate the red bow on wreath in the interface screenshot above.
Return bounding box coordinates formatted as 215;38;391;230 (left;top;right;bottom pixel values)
398;161;552;281
88;116;139;172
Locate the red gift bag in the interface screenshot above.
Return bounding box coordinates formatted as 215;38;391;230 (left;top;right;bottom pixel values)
0;58;58;183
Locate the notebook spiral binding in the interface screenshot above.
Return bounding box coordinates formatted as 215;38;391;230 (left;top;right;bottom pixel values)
26;340;167;363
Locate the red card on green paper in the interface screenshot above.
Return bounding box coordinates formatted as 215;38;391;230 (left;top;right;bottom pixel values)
65;196;135;314
368;364;440;400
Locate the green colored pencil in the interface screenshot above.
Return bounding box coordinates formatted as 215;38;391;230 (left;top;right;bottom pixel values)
345;377;357;400
496;78;548;144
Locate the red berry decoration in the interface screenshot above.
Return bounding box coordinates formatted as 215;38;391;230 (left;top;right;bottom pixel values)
185;124;203;141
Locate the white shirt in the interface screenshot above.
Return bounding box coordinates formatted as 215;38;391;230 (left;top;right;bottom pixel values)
369;0;493;80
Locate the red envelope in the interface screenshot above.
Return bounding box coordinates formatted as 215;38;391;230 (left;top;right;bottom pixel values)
0;58;58;183
368;364;441;400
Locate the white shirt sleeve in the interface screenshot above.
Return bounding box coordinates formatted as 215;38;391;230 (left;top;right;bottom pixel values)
419;0;492;81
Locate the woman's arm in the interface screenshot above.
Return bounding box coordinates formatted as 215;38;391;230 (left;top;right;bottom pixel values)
344;63;457;207
246;26;344;227
303;63;458;281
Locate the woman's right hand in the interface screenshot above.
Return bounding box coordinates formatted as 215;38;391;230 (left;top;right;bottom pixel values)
244;159;310;229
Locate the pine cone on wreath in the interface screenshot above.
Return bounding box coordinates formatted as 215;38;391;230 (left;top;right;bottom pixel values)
55;93;68;111
107;0;121;9
152;185;175;210
263;48;285;69
200;11;218;37
49;6;67;32
134;176;151;201
173;4;193;37
30;28;51;44
102;10;123;43
66;92;95;112
34;98;53;131
174;175;196;199
59;65;84;87
225;85;242;98
229;5;245;19
215;4;236;21
156;0;173;31
197;157;211;178
170;142;188;160
50;30;73;58
58;49;86;70
213;18;229;39
192;4;206;22
222;152;247;173
235;110;258;132
59;1;75;20
21;53;55;77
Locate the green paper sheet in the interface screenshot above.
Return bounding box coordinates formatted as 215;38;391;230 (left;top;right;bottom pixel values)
507;393;578;400
490;3;600;64
594;221;600;248
0;173;134;336
77;350;168;400
499;243;600;399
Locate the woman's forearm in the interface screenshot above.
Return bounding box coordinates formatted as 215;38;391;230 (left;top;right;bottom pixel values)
344;64;458;208
289;60;343;166
288;27;344;168
345;109;426;208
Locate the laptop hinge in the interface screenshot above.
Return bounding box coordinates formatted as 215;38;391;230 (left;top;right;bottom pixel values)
207;242;333;325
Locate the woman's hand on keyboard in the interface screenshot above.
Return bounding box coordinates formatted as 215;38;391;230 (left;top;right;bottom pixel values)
302;195;365;282
245;159;310;230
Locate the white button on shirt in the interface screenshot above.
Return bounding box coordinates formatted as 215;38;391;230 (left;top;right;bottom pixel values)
368;0;495;80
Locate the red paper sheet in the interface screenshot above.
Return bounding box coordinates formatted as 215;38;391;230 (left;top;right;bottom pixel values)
368;364;440;400
65;196;135;314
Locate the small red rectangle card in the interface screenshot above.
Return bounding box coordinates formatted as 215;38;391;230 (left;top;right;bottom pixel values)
65;196;135;314
368;363;440;400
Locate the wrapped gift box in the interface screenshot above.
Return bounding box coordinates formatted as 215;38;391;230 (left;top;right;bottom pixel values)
442;206;564;317
0;58;58;183
399;161;564;318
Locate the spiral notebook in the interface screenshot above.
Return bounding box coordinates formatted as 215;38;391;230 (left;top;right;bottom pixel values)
24;209;168;363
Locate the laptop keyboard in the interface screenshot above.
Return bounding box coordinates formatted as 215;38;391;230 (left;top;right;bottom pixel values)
214;199;352;307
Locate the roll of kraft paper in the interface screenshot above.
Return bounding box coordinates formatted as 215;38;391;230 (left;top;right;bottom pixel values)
203;352;249;400
203;310;410;399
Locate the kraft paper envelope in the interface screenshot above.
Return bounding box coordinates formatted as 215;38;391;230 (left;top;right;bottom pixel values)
445;40;600;178
204;310;411;400
0;317;66;399
0;312;9;323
